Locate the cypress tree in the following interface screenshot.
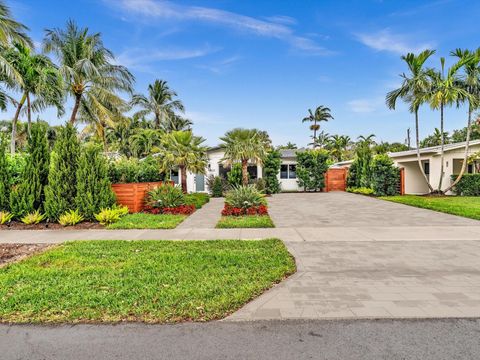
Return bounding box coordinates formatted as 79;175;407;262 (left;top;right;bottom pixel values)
263;150;281;194
44;124;80;220
10;123;50;216
75;144;116;220
0;135;11;210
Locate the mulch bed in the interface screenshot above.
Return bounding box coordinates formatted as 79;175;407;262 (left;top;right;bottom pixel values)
0;244;51;266
0;221;104;230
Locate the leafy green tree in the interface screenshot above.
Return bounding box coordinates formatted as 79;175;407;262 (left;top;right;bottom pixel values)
296;149;330;191
130;128;162;157
355;135;375;188
386;50;435;192
131;79;184;129
420;128;450;147
327;135;351;162
43;20;134;125
302;106;333;147
3;42;64;154
277;142;297;150
220;128;270;186
227;163;243;187
75;144;116;220
0;134;10;210
263;150;281;194
10;123;50;216
158;130;208;193
44;124;80;220
371;154;400;196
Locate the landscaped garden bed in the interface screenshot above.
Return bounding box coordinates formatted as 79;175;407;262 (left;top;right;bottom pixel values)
0;244;51;266
0;239;295;323
380;195;480;220
216;215;274;228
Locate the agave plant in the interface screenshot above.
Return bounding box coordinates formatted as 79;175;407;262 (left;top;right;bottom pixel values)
147;183;185;208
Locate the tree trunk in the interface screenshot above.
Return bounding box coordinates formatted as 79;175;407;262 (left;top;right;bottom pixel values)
155;112;160;129
414;109;434;193
10;93;27;155
445;104;473;193
26;93;31;137
241;159;249;186
437;103;445;193
313;119;317;148
69;93;82;125
180;165;187;193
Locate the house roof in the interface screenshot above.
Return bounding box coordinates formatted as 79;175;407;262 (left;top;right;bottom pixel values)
388;139;480;158
279;148;305;158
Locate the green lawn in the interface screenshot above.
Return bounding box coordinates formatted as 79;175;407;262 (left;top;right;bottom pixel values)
107;213;186;229
0;239;295;323
216;215;275;228
380;195;480;220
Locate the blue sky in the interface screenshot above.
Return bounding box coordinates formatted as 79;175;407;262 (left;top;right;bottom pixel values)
8;0;480;147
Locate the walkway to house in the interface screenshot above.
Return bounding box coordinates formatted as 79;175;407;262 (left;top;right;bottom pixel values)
177;197;224;229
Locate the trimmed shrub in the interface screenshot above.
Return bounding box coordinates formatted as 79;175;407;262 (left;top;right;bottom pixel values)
109;156;164;184
10;123;50;217
184;193;210;209
371;154;400;196
254;178;267;193
207;175;227;197
227;163;243;187
263;150;281;194
452;174;480;196
0;135;10;210
44;124;80;220
6;153;25;186
346;161;360;188
75;144;116;220
296;149;330;191
347;187;374;195
59;210;84;226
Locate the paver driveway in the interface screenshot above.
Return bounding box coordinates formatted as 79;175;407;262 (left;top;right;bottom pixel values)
228;192;480;320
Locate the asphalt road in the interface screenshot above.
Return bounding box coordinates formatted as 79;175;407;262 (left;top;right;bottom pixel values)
1;319;480;360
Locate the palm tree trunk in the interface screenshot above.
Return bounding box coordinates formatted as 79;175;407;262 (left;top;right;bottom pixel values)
437;103;445;192
69;93;82;125
155;112;160;129
313;119;317;148
10;93;27;155
26;93;31;137
180;165;187;193
241;159;249;186
445;104;473;193
414;109;434;193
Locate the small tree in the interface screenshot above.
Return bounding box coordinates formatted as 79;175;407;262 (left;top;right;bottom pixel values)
371;154;400;196
227;163;243;187
0;135;11;210
346;160;360;188
10;123;50;216
263;150;281;194
75;144;116;220
296;149;330;191
44;124;80;220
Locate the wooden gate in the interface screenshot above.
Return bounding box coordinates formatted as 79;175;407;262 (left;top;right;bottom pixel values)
325;168;347;192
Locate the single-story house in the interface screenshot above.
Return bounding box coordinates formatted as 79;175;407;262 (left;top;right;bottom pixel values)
172;147;306;193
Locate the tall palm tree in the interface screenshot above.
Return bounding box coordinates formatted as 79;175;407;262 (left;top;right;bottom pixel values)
426;56;471;192
386;50;435;193
3;42;64;154
445;49;480;193
131;80;184;129
302;106;333;147
158;131;208;193
43;20;134;125
220;128;270;185
130;128;162;157
161;114;192;132
311;130;330;148
328;134;350;162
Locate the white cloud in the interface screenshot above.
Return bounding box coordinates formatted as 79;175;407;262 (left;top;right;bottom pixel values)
107;0;332;55
347;99;381;113
196;55;241;74
355;29;434;54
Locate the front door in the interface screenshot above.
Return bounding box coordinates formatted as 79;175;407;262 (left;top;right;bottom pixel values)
195;174;205;192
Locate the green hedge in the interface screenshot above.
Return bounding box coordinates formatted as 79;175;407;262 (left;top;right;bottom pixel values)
109;156;164;184
452;174;480;196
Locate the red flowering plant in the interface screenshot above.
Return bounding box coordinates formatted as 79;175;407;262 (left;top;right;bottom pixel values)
144;183;196;215
222;185;268;216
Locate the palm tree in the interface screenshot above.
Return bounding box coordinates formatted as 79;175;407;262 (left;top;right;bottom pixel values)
328;135;350;162
420;128;450;147
220;128;270;185
386;50;435;193
311;130;330;148
302;106;333;147
43;20;134;125
161;114;192;132
130;128;162;157
445;49;480;193
131;80;184;129
3;42;64;154
426;56;471;192
158;130;208;193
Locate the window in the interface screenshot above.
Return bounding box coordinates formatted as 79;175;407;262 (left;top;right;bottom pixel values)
247;165;258;179
423;162;430;175
468;164;474;174
280;164;296;179
170;169;179;184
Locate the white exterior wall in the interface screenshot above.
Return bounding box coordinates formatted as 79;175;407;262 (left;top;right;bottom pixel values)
278;158;301;191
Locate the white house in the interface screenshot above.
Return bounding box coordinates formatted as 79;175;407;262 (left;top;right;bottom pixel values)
172;147;305;193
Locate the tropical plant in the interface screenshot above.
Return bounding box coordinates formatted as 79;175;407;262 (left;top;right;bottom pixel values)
20;210;45;225
44;124;80;220
161;114;192;132
327;135;351;162
58;209;84;226
263;150;281;194
157;130;208;193
4;42;64;153
224;185;267;209
75;143;116;220
426;56;471;192
386;50;435;192
227;163;243;187
131;79;184;129
207;175;227;197
278;142;297;150
354;135;375;188
94;207;124;225
108;156;163;184
311;131;330;149
451;174;480;196
295;149;330;191
146;183;185;209
0;210;13;224
43;20;134;125
0;134;10;210
184;192;210;209
220;128;270;186
420;128;450;147
130;128;162;157
302;106;333;146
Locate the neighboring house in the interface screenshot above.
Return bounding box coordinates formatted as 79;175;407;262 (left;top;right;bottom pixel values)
172;147;306;193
